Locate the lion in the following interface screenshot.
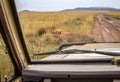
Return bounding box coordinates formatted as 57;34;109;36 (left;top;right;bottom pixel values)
52;29;94;44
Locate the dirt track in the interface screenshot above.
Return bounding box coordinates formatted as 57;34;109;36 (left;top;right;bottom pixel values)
93;14;120;42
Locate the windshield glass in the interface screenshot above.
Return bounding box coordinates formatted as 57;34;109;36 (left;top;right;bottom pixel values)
14;0;120;61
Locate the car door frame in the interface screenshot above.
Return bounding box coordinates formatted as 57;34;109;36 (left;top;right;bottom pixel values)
0;0;31;81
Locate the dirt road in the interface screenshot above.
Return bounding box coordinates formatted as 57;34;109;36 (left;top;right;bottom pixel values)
93;14;120;42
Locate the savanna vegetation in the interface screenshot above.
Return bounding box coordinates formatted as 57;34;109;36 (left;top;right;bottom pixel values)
0;35;14;81
0;12;120;80
105;12;120;20
18;12;97;57
18;12;120;59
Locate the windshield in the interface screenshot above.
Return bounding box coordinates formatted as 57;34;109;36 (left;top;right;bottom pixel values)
14;0;120;61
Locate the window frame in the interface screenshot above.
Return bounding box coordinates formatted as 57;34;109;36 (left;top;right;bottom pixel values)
1;0;120;81
0;0;120;66
9;0;120;64
0;0;30;80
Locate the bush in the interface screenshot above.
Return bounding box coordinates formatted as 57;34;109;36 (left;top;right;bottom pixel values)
37;27;46;36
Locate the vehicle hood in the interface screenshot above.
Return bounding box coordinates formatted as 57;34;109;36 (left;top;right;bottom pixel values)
42;43;120;60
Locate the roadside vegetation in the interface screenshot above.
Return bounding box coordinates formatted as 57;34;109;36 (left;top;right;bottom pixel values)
18;12;120;59
0;12;120;80
104;12;120;20
18;12;97;57
0;35;14;80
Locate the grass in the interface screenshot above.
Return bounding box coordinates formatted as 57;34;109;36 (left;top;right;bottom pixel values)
104;12;120;19
18;12;97;56
0;12;120;80
0;35;14;80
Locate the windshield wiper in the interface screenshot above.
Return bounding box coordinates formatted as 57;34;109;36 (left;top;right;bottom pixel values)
58;41;120;50
34;49;120;56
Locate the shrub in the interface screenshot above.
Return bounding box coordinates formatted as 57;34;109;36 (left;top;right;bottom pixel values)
37;27;46;36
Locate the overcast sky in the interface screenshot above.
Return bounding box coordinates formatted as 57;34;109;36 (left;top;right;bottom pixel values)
14;0;120;12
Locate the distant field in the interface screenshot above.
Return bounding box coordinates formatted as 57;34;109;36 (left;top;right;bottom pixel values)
104;12;120;19
18;12;120;56
18;12;97;56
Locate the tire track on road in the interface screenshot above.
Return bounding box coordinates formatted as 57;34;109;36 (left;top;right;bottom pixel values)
93;14;120;42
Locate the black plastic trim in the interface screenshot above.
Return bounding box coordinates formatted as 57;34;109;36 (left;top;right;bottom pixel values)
31;58;112;64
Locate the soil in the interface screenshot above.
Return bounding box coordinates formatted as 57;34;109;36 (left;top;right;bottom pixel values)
92;14;120;42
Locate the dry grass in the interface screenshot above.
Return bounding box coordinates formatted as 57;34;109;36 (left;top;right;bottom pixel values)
19;12;97;35
0;35;14;80
0;12;120;80
104;12;120;19
18;12;97;56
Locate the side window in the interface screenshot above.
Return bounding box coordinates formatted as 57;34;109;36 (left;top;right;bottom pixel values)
0;33;14;81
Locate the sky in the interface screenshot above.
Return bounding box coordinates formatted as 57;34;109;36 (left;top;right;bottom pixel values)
14;0;120;12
